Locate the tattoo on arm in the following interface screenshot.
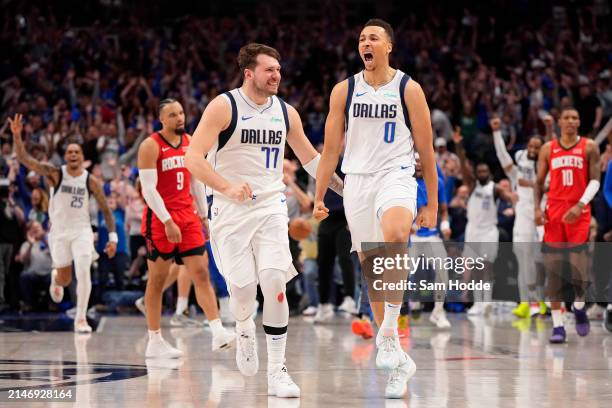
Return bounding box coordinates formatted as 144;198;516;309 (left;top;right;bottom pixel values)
15;147;59;182
89;176;116;233
587;142;601;182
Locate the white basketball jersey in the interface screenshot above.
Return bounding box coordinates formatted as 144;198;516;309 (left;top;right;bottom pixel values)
466;181;497;230
514;149;536;222
342;70;415;174
49;166;92;231
207;88;289;205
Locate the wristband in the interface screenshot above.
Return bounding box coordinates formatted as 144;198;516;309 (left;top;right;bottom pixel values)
109;232;118;243
440;220;450;231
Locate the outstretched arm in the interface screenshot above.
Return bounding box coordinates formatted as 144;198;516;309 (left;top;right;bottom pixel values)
89;174;117;258
313;81;347;221
185;95;252;202
490;117;518;185
8;114;60;185
285;105;343;196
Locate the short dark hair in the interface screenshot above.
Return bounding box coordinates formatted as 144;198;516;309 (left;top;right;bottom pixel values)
560;106;579;116
363;18;394;44
65;141;82;151
237;43;281;71
159;98;178;115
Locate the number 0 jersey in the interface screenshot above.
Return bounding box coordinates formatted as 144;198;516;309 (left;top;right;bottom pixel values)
149;132;193;211
49;165;92;231
342;70;415;175
206;89;289;202
548;137;589;204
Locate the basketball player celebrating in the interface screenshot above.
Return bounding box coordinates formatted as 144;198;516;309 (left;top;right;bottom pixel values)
9;114;117;333
491;117;547;318
534;107;600;344
137;99;235;358
313;19;438;398
452;129;514;316
185;43;343;398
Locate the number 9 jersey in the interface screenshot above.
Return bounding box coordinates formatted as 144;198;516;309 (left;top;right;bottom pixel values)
141;132;206;263
149;132;193;210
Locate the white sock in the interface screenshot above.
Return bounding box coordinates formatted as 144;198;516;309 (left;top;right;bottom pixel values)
483;287;492;303
551;310;564;328
528;289;537;302
433;302;444;313
573;301;585;310
608;304;612;311
381;302;401;335
236;318;255;333
266;332;287;373
175;297;188;315
148;329;162;341
473;289;483;303
209;318;224;337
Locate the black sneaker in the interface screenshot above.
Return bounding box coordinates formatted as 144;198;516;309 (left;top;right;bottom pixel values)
604;307;612;334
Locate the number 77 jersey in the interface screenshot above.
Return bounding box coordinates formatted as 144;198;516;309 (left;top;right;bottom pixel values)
206;89;289;201
342;70;415;175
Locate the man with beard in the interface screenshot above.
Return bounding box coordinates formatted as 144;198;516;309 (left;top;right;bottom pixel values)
452;129;514;316
137;99;235;358
185;43;343;398
9;114;117;333
491;117;546;318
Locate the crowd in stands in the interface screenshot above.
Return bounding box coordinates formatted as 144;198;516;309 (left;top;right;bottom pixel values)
0;0;610;315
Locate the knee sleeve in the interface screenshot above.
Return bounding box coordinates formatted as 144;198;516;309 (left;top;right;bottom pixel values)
259;268;289;329
229;282;257;322
74;253;93;320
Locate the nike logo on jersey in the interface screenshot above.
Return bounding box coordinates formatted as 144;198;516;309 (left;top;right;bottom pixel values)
553;148;561;153
251;193;257;200
281;197;287;203
242;115;254;121
355;92;367;97
162;147;170;152
400;165;410;170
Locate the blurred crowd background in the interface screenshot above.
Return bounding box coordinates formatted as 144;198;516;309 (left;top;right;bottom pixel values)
0;0;610;316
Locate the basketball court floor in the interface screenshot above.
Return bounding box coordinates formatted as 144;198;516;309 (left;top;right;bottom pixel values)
1;313;611;407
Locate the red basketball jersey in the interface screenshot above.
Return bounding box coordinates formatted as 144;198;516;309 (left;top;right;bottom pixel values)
548;137;589;203
150;132;193;211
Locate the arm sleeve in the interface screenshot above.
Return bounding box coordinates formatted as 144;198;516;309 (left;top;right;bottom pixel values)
302;154;344;196
493;130;517;180
139;168;171;223
190;177;208;217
